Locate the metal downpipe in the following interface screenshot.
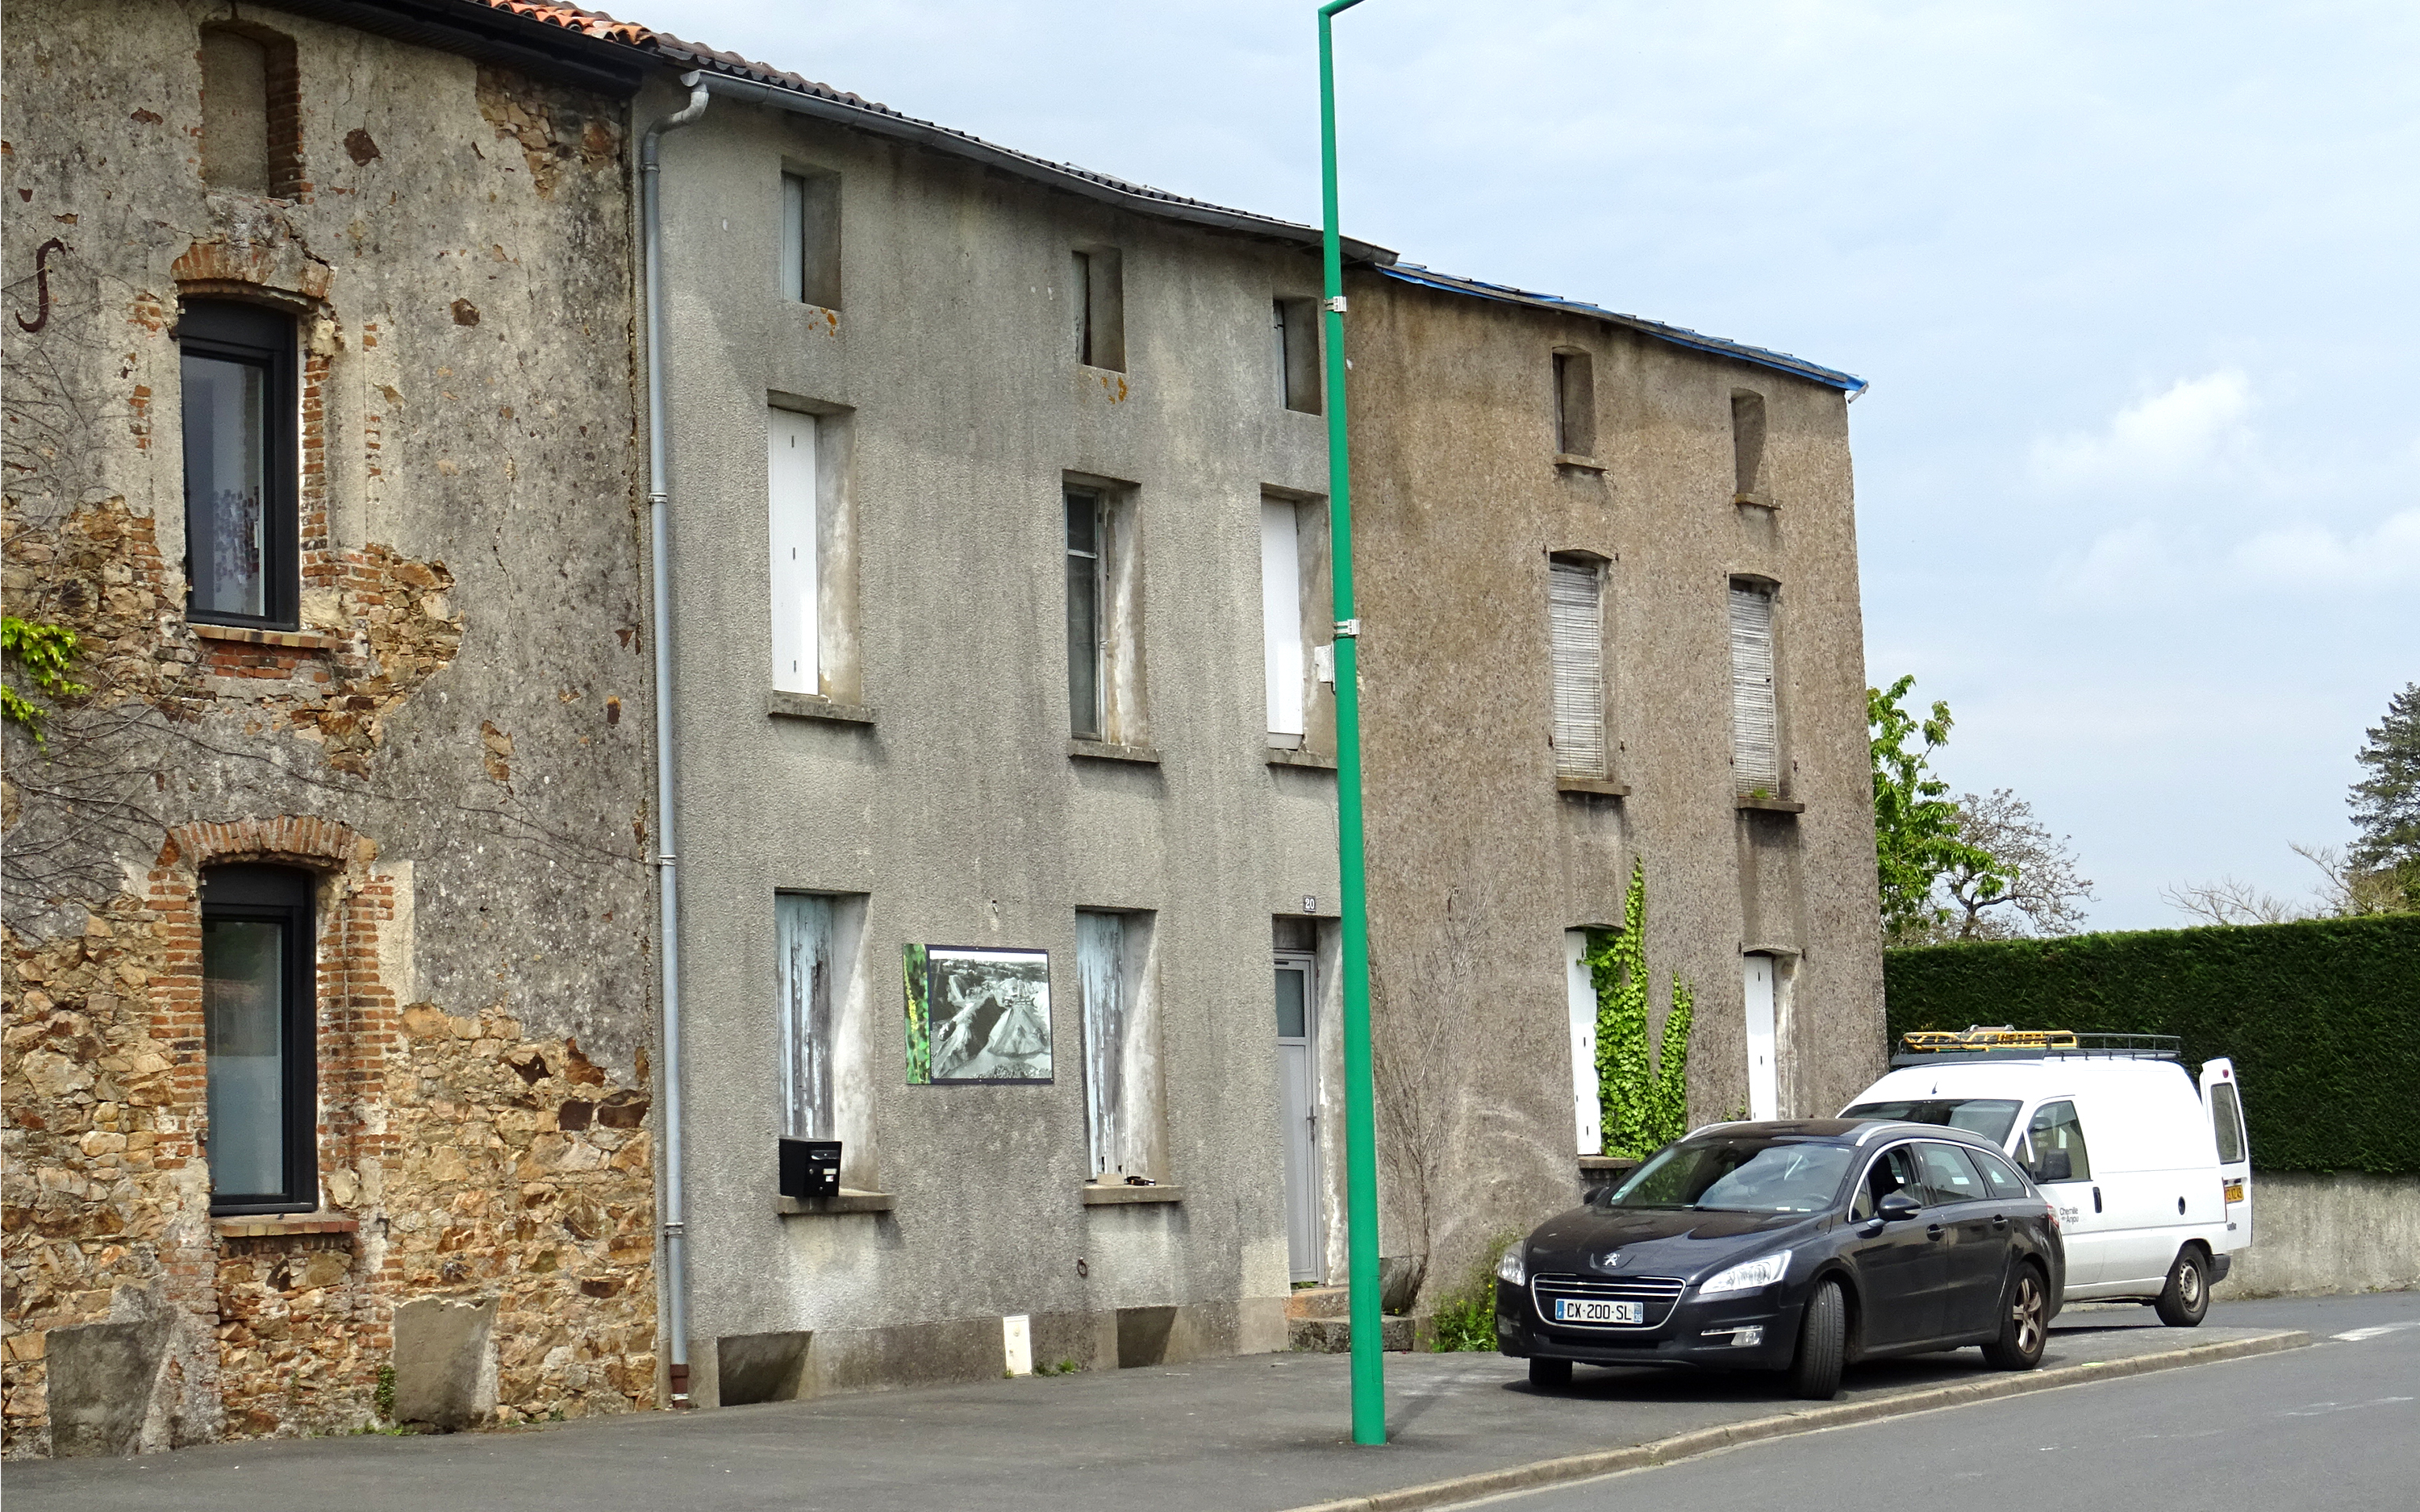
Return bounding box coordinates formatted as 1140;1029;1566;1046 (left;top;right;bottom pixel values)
641;69;709;1408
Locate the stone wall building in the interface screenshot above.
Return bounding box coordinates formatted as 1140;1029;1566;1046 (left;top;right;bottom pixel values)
2;1;662;1455
1337;265;1887;1302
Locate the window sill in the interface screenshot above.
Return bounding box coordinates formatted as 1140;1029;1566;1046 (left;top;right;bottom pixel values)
1556;777;1629;798
1082;1184;1183;1206
1734;491;1777;509
191;623;341;652
1267;747;1337;772
778;1189;896;1216
1553;453;1606;473
768;691;876;725
1070;738;1160;765
212;1214;359;1239
1735;794;1806;814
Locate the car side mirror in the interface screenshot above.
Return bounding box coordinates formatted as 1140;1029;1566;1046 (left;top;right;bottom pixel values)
2035;1151;2072;1183
1876;1191;1922;1223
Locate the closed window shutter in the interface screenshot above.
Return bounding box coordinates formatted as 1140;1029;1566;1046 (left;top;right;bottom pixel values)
1729;583;1779;793
767;408;818;694
1549;559;1604;777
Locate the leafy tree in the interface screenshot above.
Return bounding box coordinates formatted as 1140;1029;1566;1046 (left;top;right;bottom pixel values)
2349;682;2420;905
1868;675;2009;945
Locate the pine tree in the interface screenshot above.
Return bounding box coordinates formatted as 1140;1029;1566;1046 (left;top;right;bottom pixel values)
2348;682;2420;901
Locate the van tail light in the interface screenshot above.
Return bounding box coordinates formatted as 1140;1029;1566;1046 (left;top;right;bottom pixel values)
2045;1205;2060;1234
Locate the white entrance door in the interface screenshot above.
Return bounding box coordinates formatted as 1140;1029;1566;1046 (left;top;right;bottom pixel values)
1275;953;1322;1283
1743;956;1778;1121
1565;931;1601;1154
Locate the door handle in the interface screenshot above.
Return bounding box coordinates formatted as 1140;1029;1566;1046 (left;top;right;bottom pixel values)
2092;1186;2103;1214
1991;1214;2009;1227
1926;1223;1945;1240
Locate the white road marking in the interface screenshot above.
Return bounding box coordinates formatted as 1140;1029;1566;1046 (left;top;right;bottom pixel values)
2329;1322;2420;1343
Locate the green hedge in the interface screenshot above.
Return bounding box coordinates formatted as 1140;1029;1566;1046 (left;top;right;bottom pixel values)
1884;914;2420;1177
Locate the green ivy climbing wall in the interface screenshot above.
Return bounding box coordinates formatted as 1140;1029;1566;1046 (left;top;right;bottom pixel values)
1586;860;1695;1158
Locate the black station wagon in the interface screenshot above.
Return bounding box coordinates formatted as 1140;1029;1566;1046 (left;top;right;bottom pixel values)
1496;1119;2065;1398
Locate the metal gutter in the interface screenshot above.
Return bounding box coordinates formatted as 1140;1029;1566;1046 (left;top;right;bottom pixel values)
674;65;1398;266
639;69;712;1410
1372;263;1868;397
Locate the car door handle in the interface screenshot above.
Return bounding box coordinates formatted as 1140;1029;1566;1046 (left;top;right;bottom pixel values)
1991;1214;2009;1227
1926;1223;1945;1240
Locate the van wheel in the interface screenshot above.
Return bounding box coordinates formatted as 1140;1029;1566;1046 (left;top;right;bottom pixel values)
1980;1264;2049;1370
2153;1247;2210;1327
1788;1280;1846;1399
1529;1357;1572;1390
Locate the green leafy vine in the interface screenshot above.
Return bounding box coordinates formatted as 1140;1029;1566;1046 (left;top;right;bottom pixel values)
1586;860;1695;1157
1;614;89;744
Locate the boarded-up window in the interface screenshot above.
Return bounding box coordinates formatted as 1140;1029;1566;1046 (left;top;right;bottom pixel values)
775;893;836;1140
768;407;818;694
1729;581;1780;793
1073;247;1124;372
1262;499;1305;739
1549;556;1605;778
1077;910;1160;1181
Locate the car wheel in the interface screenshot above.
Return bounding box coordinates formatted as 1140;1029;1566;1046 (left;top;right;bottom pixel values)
2153;1247;2210;1327
1980;1264;2049;1370
1788;1279;1846;1400
1529;1356;1573;1390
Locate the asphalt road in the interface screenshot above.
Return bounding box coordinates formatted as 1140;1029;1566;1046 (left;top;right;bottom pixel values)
1470;1292;2420;1512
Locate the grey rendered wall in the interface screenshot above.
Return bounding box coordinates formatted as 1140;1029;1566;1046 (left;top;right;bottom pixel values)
2215;1173;2420;1299
644;82;1341;1399
1341;272;1887;1301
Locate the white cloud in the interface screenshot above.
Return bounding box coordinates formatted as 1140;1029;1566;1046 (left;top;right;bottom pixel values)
2228;507;2420;589
2031;369;2255;489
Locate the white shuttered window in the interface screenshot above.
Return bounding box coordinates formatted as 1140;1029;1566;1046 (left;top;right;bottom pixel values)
1548;557;1605;778
768;408;818;694
1729;581;1780;793
1262;501;1306;738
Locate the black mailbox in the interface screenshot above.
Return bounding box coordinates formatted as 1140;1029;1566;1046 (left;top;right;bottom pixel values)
780;1138;842;1200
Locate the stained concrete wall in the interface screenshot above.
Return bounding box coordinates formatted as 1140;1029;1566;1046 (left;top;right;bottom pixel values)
1341;272;1887;1301
645;81;1340;1402
2215;1173;2420;1299
3;0;655;1455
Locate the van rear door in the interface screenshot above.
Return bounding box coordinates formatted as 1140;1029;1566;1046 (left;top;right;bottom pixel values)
2200;1058;2252;1252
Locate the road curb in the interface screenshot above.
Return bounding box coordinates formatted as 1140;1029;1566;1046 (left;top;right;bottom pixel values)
1283;1330;2311;1512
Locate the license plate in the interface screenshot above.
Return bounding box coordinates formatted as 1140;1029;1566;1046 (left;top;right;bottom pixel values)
1554;1298;1643;1325
2224;1182;2245;1204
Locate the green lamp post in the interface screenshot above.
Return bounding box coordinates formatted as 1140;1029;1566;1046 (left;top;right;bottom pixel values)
1317;0;1385;1449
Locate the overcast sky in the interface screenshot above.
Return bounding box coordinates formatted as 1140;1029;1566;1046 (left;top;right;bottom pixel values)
624;0;2418;931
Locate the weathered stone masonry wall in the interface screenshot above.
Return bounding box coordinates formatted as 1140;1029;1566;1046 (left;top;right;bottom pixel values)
4;1;656;1456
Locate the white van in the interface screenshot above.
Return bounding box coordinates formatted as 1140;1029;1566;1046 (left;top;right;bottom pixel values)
1840;1037;2251;1324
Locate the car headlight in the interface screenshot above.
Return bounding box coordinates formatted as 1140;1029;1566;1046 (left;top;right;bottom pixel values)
1496;1243;1526;1285
1699;1249;1791;1295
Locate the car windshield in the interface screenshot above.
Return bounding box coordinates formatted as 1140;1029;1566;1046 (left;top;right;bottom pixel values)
1601;1139;1855;1214
1842;1098;2022;1143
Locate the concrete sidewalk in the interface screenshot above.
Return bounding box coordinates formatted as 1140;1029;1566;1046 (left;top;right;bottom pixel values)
8;1298;2364;1512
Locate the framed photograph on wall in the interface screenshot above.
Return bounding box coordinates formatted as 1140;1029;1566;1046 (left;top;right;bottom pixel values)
903;944;1052;1085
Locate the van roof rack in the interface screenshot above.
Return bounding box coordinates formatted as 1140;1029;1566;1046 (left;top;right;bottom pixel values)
1890;1026;2180;1068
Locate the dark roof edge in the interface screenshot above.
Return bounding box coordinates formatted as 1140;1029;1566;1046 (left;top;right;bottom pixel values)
257;0;650;95
670;63;1398;266
1373;264;1867;396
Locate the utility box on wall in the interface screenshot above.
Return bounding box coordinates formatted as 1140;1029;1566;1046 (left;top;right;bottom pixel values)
778;1139;841;1199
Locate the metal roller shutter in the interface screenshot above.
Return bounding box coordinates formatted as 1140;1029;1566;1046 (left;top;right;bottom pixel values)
1550;559;1605;778
1729;582;1779;793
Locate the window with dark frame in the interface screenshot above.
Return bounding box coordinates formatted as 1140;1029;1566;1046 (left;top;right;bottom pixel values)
1066;488;1104;738
179;299;299;628
200;864;318;1215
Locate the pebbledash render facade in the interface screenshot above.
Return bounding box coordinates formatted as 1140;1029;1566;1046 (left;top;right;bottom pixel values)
2;1;666;1456
607;22;1884;1402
